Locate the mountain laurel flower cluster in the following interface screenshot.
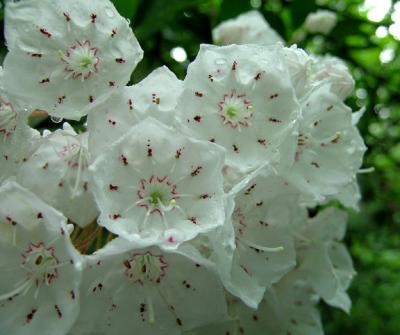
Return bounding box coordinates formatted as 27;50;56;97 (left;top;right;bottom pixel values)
0;2;366;335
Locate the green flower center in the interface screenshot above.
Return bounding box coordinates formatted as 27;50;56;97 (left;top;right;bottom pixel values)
226;106;238;119
218;91;254;129
80;56;93;68
149;191;164;206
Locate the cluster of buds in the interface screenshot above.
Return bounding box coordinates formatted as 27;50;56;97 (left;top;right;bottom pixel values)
0;2;365;335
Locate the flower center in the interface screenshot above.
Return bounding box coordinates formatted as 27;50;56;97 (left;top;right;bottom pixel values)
218;90;254;129
0;242;62;302
61;143;89;169
22;243;59;286
0;99;17;138
60;40;100;80
123;252;168;285
149;191;164;206
136;176;178;214
58;140;90;197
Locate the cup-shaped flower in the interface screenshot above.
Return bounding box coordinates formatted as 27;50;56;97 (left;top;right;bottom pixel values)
88;66;183;158
0;181;82;335
283;47;354;101
89;117;226;246
186;273;323;335
212;10;283;46
282;45;315;99
295;207;355;313
3;0;143;120
17;123;98;227
287;84;366;202
69;238;228;335
0;67;40;184
216;168;298;307
176;44;300;182
311;55;355;100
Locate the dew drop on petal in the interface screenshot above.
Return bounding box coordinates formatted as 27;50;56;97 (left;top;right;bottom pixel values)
215;58;227;65
51;116;63;123
105;7;114;18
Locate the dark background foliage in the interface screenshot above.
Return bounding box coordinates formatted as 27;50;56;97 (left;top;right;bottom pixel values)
1;0;399;333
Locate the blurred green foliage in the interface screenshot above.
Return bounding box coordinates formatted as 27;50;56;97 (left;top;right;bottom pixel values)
1;0;399;333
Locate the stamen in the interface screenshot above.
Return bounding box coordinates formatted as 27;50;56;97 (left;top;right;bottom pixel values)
358;167;374;174
238;237;284;253
0;279;33;301
146;287;155;324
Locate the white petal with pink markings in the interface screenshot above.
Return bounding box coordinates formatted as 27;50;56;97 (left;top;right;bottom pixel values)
0;66;40;183
186;273;323;335
70;238;228;335
0;181;82;335
17;123;98;227
88;66;183;158
287;84;366;202
222;169;298;307
89;117;226;246
176;44;300;182
295;207;355;313
4;0;143;120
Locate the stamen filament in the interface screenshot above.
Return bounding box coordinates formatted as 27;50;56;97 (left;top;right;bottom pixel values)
0;279;32;301
238;237;284;252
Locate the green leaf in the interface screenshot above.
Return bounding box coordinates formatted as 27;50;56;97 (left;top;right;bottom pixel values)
289;0;317;29
134;0;207;40
217;0;251;22
111;0;138;19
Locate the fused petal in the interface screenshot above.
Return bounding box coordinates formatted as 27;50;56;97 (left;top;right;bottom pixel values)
4;0;143;120
17;124;98;227
89;117;226;246
70;238;228;335
176;44;300;182
88;66;183;158
0;181;82;335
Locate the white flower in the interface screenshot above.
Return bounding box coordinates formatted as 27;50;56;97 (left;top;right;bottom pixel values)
311;55;355;100
216;168;298;308
286;84;366;202
175;44;300;182
212;10;284;46
89;117;226;246
257;273;323;335
283;45;316;98
295;207;355;313
0;67;40;184
283;47;354;101
69;238;228;335
3;0;143;120
305;10;337;35
333;179;362;210
16;123;98;227
88;66;183;158
0;180;82;335
186;273;323;335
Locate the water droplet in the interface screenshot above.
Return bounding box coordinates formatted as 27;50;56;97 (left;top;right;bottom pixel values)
105;7;114;18
215;58;227;65
51;116;63;123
